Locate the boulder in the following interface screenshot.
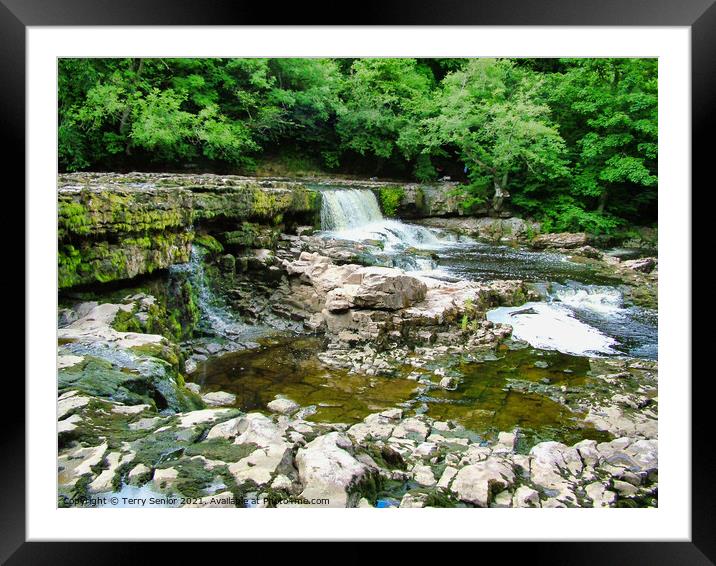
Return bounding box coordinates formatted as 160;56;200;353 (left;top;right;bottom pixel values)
295;432;372;507
532;232;589;249
347;267;427;310
451;457;515;507
622;257;657;273
228;442;294;486
201;391;237;407
267;397;300;415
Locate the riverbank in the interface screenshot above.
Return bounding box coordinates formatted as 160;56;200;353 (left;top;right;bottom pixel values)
57;174;658;508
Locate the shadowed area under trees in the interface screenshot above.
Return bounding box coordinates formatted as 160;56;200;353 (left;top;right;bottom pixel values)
59;57;657;234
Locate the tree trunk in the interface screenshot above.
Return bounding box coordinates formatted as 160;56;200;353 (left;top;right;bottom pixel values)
597;189;608;213
492;172;510;212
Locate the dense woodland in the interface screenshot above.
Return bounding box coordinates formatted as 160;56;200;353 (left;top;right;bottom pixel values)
59;58;657;234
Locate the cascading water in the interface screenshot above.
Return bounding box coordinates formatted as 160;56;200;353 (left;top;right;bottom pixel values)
319;188;455;254
170;245;259;340
320;189;384;231
487;282;657;358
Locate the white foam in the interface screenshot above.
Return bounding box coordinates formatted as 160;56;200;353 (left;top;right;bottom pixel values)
487;301;618;356
551;285;623;315
320;189;455;253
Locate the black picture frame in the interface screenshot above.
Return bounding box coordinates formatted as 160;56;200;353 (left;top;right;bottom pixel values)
4;0;708;562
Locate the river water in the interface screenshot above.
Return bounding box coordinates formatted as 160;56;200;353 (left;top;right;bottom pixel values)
195;187;657;447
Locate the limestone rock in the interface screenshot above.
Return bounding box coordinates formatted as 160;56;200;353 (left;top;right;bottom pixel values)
267;397;300;415
532;232;589;249
201;391;237;407
513;486;540;508
451;457;515;507
295;432;371;507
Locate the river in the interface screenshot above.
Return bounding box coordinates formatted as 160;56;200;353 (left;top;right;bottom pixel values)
193;186;657;451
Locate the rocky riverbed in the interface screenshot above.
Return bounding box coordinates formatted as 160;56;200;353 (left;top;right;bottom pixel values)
57;174;658;508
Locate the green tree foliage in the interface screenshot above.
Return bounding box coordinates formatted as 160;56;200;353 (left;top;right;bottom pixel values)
58;57;657;234
418;59;569;212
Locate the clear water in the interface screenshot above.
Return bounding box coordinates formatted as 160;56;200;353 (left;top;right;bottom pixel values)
314;188;657;359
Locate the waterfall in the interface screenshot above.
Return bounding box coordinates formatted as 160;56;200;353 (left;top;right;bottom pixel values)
320;189;383;231
319;188;452;252
170;246;253;339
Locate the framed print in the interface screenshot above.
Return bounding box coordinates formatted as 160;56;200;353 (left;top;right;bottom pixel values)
5;0;710;561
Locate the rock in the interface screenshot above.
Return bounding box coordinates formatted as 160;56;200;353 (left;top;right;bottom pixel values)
529;443;580;506
127;463;151;485
572;245;603;259
88;451;135;493
205;342;223;355
57;355;84;369
413;465;436;486
492;490;513;508
128;417;162;431
201;391;237;407
392;417;430;441
513;486;540;508
413;442;438;458
206;417;243;440
613;479;638;497
58;414;82;434
58;442;108;487
380;408;403;421
451;457;515;507
347;267;427;310
234;413;285;449
267;397;300;415
439;376;459;390
177;409;235;428
228;442;294;486
493;431;517;454
153;467;180;489
622;257;657;273
111;404;151;416
271;474;295;492
437;466;458;489
530;441;583;476
58;395;90;419
573;439;599;468
585;482;617;507
532;232;589;249
295;432;372;507
347;418;395;444
415;216;540;242
184;360;198;375
184;382;201;395
400;492;429;508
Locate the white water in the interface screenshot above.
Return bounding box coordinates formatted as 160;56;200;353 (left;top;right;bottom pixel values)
551;285;623;315
319;189;453;252
170;246;260;340
487;301;619;357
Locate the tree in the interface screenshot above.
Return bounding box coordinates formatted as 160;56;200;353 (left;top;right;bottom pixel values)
547;59;658;221
419;59;568;211
335;58;434;173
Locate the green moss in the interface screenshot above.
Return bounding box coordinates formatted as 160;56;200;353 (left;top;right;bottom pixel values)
112;307;143;333
184;439;257;463
347;471;383;505
378;186;405;217
194;233;224;254
58;232;193;289
222;222;279;249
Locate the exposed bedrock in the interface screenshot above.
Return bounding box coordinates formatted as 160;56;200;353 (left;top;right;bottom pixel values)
267;251;535;350
58;172;321;288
